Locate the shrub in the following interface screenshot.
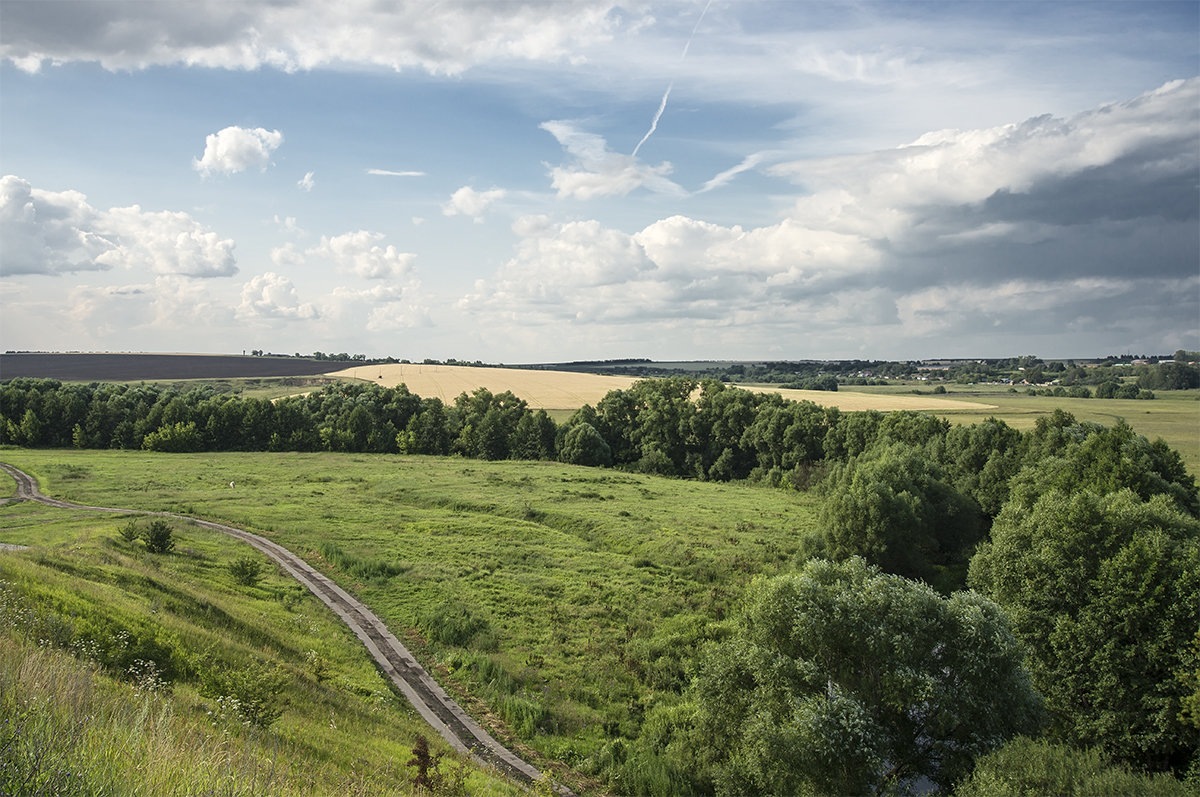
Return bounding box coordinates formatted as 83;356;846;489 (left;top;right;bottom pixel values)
141;520;174;554
118;519;140;543
200;659;289;729
228;555;263;586
956;736;1194;796
141;421;202;452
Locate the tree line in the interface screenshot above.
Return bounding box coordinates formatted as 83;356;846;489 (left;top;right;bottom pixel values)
543;351;1200;390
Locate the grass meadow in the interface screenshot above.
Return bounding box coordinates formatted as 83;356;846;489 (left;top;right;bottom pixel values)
0;495;520;796
1;449;821;793
854;385;1200;475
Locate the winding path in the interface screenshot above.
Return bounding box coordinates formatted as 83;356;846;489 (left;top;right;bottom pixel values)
0;462;566;794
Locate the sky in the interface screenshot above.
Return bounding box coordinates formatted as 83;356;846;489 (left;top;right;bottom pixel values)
1;1;1197;363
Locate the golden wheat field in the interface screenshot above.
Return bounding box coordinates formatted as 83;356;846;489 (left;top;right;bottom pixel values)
328;363;994;412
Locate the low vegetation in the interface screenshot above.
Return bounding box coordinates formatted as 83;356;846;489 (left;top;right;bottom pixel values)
0;502;517;796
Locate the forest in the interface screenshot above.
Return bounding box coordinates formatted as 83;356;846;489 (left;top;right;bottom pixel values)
1;375;1198;793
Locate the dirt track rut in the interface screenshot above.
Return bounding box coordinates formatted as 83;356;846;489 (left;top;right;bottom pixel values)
0;462;563;793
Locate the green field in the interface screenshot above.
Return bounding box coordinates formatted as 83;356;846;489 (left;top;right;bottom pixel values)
832;385;1200;476
0;496;520;796
0;449;820;792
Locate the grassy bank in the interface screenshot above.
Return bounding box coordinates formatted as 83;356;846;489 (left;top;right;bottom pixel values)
0;498;519;796
1;450;820;788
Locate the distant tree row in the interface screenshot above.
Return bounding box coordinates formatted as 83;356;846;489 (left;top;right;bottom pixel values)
544;354;1199;391
2;378;1194;502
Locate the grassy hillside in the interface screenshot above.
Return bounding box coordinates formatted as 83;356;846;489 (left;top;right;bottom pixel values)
0;449;821;791
0;497;519;796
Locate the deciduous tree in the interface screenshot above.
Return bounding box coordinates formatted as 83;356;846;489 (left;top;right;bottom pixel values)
970;489;1200;773
692;558;1041;795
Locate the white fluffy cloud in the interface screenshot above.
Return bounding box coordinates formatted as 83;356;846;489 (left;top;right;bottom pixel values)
540;121;685;200
307;230;416;279
238;272;318;320
0;175;112;275
467;79;1199;354
98;206;238;277
442;186;507;220
773;78;1200;245
193;126;283;175
0;175;236;277
297;171;315;191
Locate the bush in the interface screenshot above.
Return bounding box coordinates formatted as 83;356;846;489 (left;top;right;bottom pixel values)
200;659;289;729
141;520;174;554
141;421;202;452
118;519;140;543
956;736;1195;796
228;555;263;587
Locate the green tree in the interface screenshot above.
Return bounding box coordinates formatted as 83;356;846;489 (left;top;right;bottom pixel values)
559;422;612;467
937;417;1023;517
200;659;289;729
141;519;175;554
818;443;984;589
692;558;1041;795
512;409;558;460
141;421;202;453
969;489;1200;773
1010;419;1198;518
18;408;42;446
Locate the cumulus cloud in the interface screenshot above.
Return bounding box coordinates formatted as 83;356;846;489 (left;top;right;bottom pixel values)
442;186;507;220
273;215;303;235
238;272;318;320
540;121;685;199
297;171;315;191
328;283;430;331
193;126;283;175
98;206;238;277
0;1;634;75
774;78;1199;244
0;174;237;277
0;175;113;275
270;243;305;268
466;80;1199;355
307;230;415;279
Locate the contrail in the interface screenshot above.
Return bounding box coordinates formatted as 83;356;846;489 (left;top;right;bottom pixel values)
681;0;714;58
631;0;714;157
632;83;672;158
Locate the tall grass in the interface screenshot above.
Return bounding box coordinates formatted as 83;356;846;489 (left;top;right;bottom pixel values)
0;632;307;796
0;504;520;797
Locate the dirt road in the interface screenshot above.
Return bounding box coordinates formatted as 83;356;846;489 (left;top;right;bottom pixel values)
0;462;564;794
